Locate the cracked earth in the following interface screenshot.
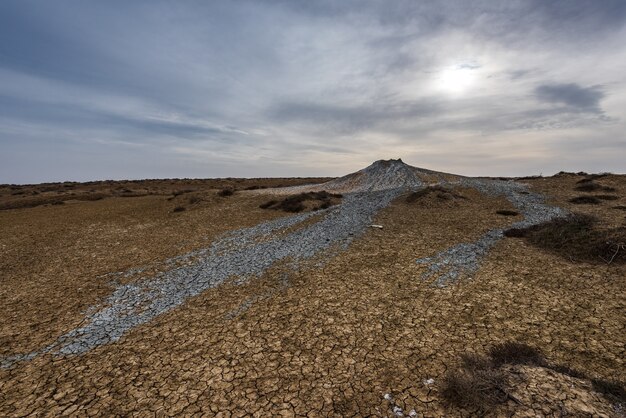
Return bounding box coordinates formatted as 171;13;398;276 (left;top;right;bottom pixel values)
1;165;625;417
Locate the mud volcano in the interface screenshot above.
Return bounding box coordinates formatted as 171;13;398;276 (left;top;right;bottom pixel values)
2;159;565;366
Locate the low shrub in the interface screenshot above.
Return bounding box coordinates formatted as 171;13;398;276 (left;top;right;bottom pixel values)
259;191;342;213
172;189;196;198
569;196;601;204
576;173;610;184
259;200;278;209
574;182;616;192
405;186;466;203
503;214;626;264
442;342;626;412
440;351;510;410
496;210;519;216
440;366;507;410
515;175;542;180
217;188;235;197
172;206;186;212
595;195;619;201
591;378;626;403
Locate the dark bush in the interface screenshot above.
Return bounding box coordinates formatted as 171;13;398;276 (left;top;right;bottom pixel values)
317;201;332;210
278;194;308;212
172;206;186;212
594;195;619;201
172;189;196;197
188;196;202;204
443;342;626;412
496;210;519;216
489;342;545;367
613;205;626;211
515;175;543;180
577;173;610;184
574;182;616;192
217;188;235;197
75;193;108;201
503;228;527;238
591;378;626;403
503;214;626;264
440;353;508;410
405;186;465;203
569;196;601;204
259;200;278;209
259;191;341;213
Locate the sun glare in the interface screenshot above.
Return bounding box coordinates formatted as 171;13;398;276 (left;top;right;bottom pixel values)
437;65;478;95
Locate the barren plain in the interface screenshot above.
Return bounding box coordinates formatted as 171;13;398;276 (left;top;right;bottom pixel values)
1;161;624;417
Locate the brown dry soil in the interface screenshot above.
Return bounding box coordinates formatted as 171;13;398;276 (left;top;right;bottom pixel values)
1;174;625;417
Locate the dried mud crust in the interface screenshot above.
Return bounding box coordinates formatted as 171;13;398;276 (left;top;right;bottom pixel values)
1;173;625;416
0;192;305;358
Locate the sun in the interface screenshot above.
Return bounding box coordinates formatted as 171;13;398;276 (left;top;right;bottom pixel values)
436;65;478;95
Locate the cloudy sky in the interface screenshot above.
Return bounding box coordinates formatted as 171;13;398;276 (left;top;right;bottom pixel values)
1;0;625;183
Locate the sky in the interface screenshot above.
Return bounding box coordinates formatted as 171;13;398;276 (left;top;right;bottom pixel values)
1;0;625;183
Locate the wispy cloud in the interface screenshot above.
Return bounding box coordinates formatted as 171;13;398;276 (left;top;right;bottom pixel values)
535;83;605;112
0;0;625;182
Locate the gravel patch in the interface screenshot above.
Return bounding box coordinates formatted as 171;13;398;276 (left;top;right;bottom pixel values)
416;178;567;286
2;188;404;366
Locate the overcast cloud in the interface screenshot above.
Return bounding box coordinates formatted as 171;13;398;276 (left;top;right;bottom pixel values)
0;0;625;183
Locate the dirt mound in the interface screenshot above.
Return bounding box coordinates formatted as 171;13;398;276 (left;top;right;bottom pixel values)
265;159;461;194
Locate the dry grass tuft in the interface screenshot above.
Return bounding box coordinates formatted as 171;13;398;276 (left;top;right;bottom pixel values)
591;378;626;403
496;209;519;216
594;194;619;201
504;214;626;264
440;351;511;410
405;186;466;203
217;187;235;197
574;182;616;192
576;173;610;184
569;196;601;204
442;341;626;413
260;191;342;213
